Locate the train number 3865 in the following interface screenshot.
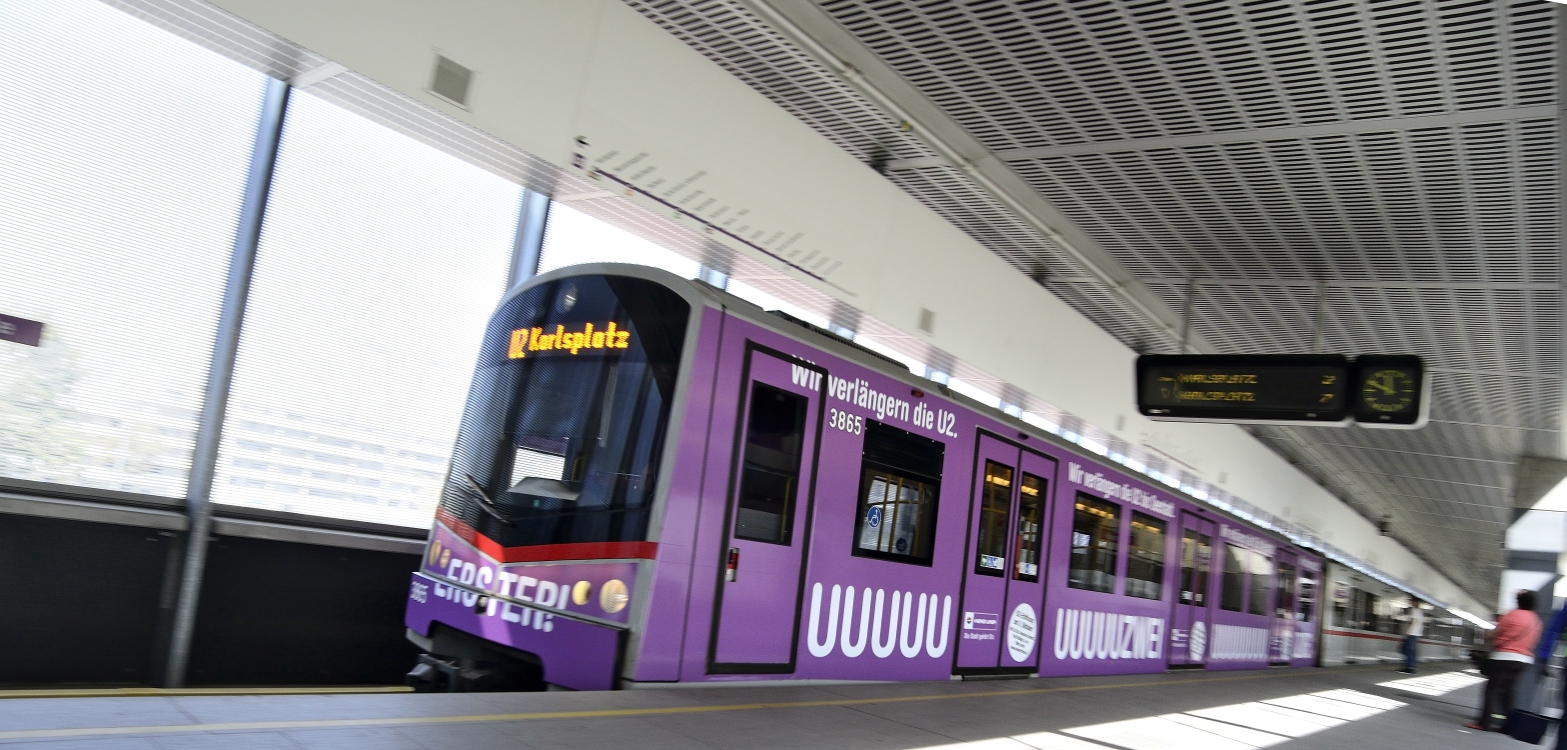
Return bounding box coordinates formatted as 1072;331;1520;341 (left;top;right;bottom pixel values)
829;408;864;435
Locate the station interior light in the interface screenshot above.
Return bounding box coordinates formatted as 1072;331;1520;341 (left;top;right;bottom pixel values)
1448;609;1495;630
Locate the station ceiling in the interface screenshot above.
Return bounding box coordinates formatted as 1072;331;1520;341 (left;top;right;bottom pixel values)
630;0;1561;606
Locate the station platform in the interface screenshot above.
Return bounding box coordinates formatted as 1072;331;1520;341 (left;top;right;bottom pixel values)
0;665;1520;749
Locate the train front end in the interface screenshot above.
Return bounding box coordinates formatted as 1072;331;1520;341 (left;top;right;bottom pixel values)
404;267;696;691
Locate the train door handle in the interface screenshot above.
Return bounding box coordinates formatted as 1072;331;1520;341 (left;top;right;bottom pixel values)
726;547;739;582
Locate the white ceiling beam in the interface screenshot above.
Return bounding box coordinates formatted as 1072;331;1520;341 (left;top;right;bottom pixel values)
886;106;1555;170
1052;276;1559;292
993;105;1558;161
288;61;346;88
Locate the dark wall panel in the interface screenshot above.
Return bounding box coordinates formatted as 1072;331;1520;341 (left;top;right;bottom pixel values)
0;514;174;686
187;534;420;685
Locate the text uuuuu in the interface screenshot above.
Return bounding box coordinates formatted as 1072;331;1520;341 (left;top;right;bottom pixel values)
805;583;953;658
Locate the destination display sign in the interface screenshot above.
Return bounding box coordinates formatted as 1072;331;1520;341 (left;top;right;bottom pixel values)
508;322;631;359
1137;355;1351;424
1136;354;1427;428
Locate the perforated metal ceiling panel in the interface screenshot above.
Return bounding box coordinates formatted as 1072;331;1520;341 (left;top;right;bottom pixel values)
626;0;1561;604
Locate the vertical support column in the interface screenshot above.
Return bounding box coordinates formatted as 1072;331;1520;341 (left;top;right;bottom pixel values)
1559;4;1567;465
163;77;291;688
506;188;552;289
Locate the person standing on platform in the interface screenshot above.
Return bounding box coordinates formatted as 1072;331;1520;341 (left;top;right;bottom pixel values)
1399;597;1425;674
1466;590;1541;732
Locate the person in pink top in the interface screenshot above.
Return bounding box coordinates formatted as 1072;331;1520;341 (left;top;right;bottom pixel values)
1466;590;1542;732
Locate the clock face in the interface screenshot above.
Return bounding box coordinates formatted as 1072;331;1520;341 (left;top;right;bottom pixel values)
1360;368;1417;413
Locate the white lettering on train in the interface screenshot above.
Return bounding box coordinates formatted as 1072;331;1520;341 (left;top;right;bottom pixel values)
1067;463;1175;518
789;364;822;392
805;583;952;659
1051;608;1165;661
824;375;913;424
428;579;555;632
1209;624;1269;660
436;551;589;627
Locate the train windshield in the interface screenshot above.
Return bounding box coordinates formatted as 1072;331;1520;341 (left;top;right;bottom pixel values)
442;274;690;547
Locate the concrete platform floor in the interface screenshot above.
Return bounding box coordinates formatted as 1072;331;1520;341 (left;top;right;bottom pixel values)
0;664;1530;749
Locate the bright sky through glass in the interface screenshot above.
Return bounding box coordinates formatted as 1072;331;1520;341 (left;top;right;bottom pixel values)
211;89;521;527
0;0;263;496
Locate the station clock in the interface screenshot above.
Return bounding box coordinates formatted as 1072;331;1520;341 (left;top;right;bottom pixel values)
1351;355;1428;428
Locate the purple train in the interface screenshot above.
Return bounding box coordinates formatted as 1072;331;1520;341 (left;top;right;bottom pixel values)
403;265;1321;691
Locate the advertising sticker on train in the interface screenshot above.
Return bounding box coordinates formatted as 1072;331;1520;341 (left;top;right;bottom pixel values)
1007;604;1037;662
1189;621;1207;662
964;611;999;637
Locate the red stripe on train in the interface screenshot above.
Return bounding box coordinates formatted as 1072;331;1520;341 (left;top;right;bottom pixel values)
435;507;658;563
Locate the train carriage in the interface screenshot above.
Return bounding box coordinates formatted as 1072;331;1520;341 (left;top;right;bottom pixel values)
403;265;1323;691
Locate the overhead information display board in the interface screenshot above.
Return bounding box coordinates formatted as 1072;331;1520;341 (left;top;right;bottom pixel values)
1137;355;1350;424
1136;354;1427;428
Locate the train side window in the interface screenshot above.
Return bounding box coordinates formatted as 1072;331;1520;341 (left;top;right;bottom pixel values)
1298;572;1317;622
1220;543;1246;611
853;420;943;565
1124;512;1166;600
1067;493;1119;593
1179;529;1211;606
1013;474;1046;582
974;461;1014;576
732;383;806;545
1247;551;1272;616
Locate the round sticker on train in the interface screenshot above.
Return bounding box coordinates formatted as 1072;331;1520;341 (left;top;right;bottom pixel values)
867;506;882;528
1190;621;1207;662
600;579;629;614
1007;603;1037;663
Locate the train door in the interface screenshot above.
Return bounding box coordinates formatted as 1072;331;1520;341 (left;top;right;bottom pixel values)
1167;513;1214;667
1270;552;1299;665
709;348;825;671
956;435;1055;673
1000;450;1056;669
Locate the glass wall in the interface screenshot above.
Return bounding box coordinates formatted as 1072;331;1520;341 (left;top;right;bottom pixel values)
210;91;521;528
0;0;264;497
0;0;855;535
